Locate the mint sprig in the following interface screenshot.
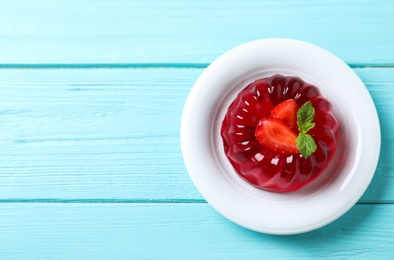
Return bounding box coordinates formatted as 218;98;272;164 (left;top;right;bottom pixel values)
296;101;317;158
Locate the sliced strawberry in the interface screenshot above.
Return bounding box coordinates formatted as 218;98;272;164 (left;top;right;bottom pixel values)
270;99;299;132
255;116;300;154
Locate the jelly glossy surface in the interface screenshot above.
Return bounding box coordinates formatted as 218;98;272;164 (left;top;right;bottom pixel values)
221;75;339;192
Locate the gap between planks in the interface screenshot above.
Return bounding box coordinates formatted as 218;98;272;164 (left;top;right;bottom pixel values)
0;63;393;69
0;199;390;204
0;199;207;204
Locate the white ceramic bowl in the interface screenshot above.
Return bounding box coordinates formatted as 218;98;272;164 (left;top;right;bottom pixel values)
181;38;381;235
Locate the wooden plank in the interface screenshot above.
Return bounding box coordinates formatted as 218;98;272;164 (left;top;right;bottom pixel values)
0;0;393;65
0;68;202;201
0;68;393;202
0;203;392;259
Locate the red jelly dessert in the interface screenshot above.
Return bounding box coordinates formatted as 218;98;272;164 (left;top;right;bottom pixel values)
221;74;338;193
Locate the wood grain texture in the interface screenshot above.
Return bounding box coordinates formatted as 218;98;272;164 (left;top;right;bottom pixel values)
0;68;201;201
0;203;392;259
0;68;392;202
0;0;393;65
0;0;393;258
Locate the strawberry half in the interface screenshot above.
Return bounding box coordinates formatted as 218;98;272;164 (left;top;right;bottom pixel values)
255;116;300;154
270;99;299;133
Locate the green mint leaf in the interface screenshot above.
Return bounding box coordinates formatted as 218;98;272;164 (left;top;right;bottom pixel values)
302;122;315;133
297;101;315;133
296;133;317;159
296;101;317;158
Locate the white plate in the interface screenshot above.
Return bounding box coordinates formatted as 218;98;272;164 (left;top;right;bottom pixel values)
180;38;380;235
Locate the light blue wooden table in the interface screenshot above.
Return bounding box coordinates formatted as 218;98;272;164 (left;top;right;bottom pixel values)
1;0;394;258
